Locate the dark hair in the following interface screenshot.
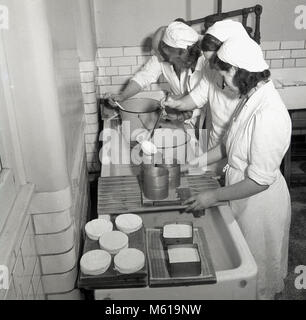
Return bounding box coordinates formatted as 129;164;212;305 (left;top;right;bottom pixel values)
159;40;202;68
214;55;271;95
201;34;223;52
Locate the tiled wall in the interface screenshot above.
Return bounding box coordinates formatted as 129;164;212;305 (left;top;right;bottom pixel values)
96;40;306;97
96;46;170;98
80;61;101;173
0;187;45;300
28;129;89;300
262;40;306;68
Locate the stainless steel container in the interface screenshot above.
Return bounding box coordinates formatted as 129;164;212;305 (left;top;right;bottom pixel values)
120;98;160;142
158;161;181;189
143;165;169;200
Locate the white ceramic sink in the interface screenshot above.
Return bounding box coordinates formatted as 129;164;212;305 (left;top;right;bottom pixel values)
271;67;306;110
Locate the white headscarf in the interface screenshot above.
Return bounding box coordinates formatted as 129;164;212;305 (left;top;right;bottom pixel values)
206;19;250;42
217;37;269;72
162;21;200;49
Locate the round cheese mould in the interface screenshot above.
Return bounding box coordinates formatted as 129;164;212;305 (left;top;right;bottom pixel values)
115;214;143;234
99;231;129;255
85;219;113;241
114;248;145;274
80;250;111;276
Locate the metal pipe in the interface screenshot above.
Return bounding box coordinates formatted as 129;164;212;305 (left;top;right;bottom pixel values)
217;0;222;14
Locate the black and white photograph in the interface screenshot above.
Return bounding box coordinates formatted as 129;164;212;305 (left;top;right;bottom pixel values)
0;0;305;306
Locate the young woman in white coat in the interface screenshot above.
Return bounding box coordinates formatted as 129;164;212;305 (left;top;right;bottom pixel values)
183;37;292;300
163;20;251;150
106;21;205;123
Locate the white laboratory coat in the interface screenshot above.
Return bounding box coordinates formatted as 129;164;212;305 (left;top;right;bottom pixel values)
224;80;292;300
132;54;207;121
189;66;241;149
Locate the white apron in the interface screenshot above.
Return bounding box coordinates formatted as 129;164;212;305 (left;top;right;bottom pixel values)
224;81;292;300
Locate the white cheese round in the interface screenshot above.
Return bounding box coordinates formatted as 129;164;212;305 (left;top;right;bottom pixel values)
114;248;145;274
99;231;129;255
115;214;143;234
80;250;111;276
85;219;113;241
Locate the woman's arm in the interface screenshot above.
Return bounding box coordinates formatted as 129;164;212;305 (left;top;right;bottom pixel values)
163;94;197;111
163;76;210;111
184;177;269;211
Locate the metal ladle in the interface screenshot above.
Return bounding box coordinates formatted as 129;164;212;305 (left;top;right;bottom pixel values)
114;100;126;111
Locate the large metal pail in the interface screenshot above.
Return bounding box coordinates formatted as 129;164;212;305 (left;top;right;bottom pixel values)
120;98;160;142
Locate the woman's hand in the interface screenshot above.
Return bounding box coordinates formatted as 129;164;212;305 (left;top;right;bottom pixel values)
161;95;184;111
104;93;125;108
183;189;219;212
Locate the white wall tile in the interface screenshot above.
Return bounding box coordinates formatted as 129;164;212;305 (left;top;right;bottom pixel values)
260;41;280;50
111;56;137;66
98;67;106;76
105;66;119;76
40;247;76;274
42;267;78;294
266;50;290;59
96;58;111;67
33;210;72;235
270;59;283;68
291;49;306;58
111;75;131;85
281;40;305;49
85;142;99;153
82;92;97;104
85;133;99;143
85;123;99;134
80;72;95;82
124;47;151;56
283;59;295;68
81;82;95;93
118;66;132;75
296;58;306;67
35;225;75;255
84;102;98;114
96;76;111;86
99;85;124;95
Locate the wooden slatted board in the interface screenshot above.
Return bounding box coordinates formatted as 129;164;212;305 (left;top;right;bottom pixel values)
97;174;224;215
146;227;217;287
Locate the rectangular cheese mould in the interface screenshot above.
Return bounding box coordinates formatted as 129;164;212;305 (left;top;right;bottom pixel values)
146;227;216;287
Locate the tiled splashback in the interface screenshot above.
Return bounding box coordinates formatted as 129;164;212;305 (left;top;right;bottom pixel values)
96;46;169;98
96;40;306;97
262;40;306;68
